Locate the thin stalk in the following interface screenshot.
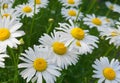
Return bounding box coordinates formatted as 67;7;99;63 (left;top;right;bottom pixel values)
46;22;53;34
28;3;36;46
75;7;82;23
104;46;114;56
86;0;96;13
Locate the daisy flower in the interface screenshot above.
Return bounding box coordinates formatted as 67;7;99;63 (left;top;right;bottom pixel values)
0;17;25;51
100;25;120;48
61;7;83;21
0;8;20;20
56;20;98;55
83;14;108;31
92;57;120;83
18;45;61;83
105;1;120;14
104;17;116;27
0;53;9;68
39;31;79;69
15;3;39;18
59;0;82;8
28;0;49;8
0;0;14;9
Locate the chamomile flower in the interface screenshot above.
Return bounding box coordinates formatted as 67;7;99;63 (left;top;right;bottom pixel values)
0;0;14;9
100;25;120;48
61;7;83;21
0;8;20;20
15;3;39;18
0;17;25;51
59;0;82;8
56;20;98;55
28;0;49;8
0;53;9;68
18;45;61;83
39;31;79;69
92;57;120;83
83;14;108;31
104;17;116;27
105;1;120;14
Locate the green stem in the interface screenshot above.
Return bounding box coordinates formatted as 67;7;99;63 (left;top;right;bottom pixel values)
75;7;82;23
28;3;36;46
9;48;18;83
104;46;114;56
86;0;96;13
46;22;53;34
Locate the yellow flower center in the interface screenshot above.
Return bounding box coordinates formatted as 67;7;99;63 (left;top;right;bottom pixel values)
52;42;67;55
67;0;75;4
92;18;102;26
33;58;47;72
76;40;81;46
3;3;8;9
22;6;32;13
105;18;110;22
35;0;41;4
111;32;119;36
2;13;11;18
68;10;77;16
71;27;85;40
103;68;116;80
109;5;114;10
0;28;10;41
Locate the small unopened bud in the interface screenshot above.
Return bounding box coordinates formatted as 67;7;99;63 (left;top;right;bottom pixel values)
19;38;24;45
48;18;54;23
100;36;104;40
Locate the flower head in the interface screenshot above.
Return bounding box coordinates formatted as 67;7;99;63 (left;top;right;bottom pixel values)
59;0;82;8
28;0;49;8
83;14;108;31
100;25;120;48
1;8;20;20
18;45;61;83
56;20;98;55
61;7;83;21
39;31;79;69
92;57;120;83
105;1;120;14
0;17;25;51
15;3;39;18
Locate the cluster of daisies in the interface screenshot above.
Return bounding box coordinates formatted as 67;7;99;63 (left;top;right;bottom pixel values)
59;0;83;21
0;0;120;83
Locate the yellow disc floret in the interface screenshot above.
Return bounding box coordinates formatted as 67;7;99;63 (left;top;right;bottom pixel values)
109;5;114;10
68;10;77;16
2;13;11;18
52;42;67;55
35;0;41;4
0;28;10;41
67;0;75;4
3;3;8;9
33;58;47;72
22;6;32;13
92;18;102;26
111;31;118;36
76;40;81;47
105;18;110;22
71;27;85;40
103;67;116;80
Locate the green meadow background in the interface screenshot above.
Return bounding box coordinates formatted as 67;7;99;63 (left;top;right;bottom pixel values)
0;0;120;83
